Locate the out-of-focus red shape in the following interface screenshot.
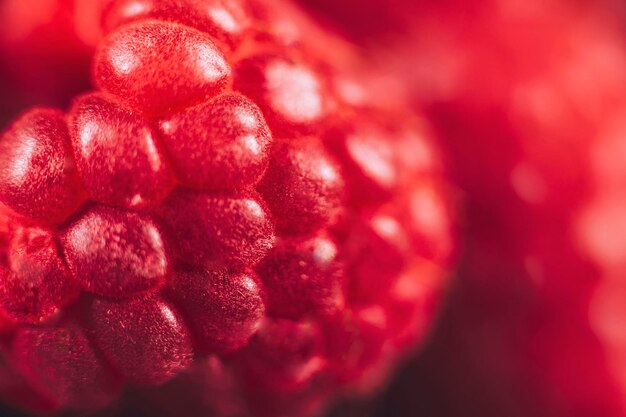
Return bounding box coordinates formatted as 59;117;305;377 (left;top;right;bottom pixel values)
0;0;95;126
299;0;626;417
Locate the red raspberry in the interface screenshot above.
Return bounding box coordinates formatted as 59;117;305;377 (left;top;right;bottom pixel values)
0;0;456;416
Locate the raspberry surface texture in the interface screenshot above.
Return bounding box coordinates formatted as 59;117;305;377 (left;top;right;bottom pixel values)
0;0;455;416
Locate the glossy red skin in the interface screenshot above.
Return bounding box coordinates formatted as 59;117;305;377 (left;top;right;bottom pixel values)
103;0;251;51
234;54;331;136
167;267;265;353
69;93;175;208
0;108;85;224
322;306;389;386
383;260;445;351
159;190;276;268
342;213;408;306
89;296;194;385
156;93;272;190
0;226;77;323
60;205;169;298
94;20;231;115
256;234;344;319
324;123;402;206
237;318;327;393
258;137;345;235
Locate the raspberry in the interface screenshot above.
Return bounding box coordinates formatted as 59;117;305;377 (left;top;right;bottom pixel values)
233;54;330;135
0;0;455;416
238;318;326;392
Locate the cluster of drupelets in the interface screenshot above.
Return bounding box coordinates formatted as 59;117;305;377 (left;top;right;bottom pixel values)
0;1;454;416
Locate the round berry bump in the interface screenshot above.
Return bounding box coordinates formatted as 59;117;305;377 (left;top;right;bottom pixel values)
325;124;400;205
404;183;454;263
160;189;275;268
11;320;121;410
89;296;193;385
60;205;169;298
68;92;174;208
322;307;388;385
234;54;329;135
156;93;272;190
257;137;345;235
239;318;326;392
167;267;265;353
384;262;442;350
94;20;231;115
345;213;408;305
0;108;85;224
0;226;77;323
104;0;251;51
256;234;344;320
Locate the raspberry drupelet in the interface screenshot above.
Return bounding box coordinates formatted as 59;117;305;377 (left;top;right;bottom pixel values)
0;0;456;416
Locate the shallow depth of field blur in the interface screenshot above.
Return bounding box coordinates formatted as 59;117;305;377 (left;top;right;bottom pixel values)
2;0;626;417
